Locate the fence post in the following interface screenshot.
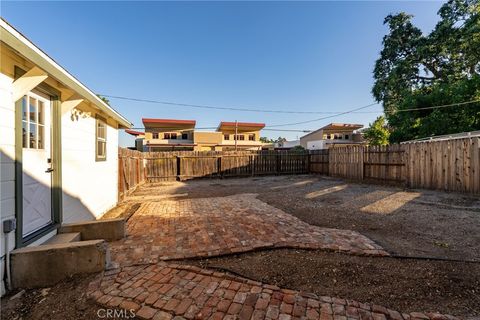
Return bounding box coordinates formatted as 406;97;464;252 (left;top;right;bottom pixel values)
306;151;310;174
251;154;255;176
217;156;223;178
276;152;281;174
176;156;181;181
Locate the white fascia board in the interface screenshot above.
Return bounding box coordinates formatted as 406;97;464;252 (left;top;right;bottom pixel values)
0;19;132;128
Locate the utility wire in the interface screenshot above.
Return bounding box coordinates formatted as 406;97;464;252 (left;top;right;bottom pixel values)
111;93;480;129
266;99;480;128
99;93;381;115
266;103;378;127
384;99;480;113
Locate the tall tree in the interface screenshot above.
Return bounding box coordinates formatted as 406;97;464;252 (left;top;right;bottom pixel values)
372;0;480;142
363;116;391;146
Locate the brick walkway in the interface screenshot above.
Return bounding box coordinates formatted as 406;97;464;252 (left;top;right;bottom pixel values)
88;262;459;320
110;194;388;266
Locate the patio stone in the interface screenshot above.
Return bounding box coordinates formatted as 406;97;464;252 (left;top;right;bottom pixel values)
88;262;460;320
110;193;388;266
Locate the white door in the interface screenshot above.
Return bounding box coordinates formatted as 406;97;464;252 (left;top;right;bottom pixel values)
21;92;53;236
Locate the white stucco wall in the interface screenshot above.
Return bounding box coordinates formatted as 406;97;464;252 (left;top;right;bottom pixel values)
307;140;327;150
0;73;16;296
61;111;119;222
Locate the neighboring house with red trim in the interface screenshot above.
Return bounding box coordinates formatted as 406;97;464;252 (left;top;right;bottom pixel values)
300;123;365;150
127;118;265;151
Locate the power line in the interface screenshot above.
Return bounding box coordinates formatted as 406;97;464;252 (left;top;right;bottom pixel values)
385;99;480;113
99;93;381;115
266;103;378;127
266;99;480;128
110;93;480;130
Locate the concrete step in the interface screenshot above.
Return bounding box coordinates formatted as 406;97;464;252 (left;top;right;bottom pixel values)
59;218;125;241
10;240;110;289
43;232;81;245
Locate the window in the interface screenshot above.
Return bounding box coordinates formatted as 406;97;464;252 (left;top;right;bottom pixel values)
22;95;45;149
171;133;177;139
96;116;107;161
248;134;255;141
224;134;230;140
164;133;171;139
235;135;245;141
344;134;349;140
326;134;331;140
152;132;159;139
182;133;188;140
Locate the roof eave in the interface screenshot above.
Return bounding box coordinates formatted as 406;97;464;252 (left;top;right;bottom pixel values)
0;19;132;129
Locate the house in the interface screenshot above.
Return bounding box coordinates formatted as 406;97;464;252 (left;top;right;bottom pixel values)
0;19;132;294
128;119;265;151
217;121;265;151
275;140;301;150
300;123;364;150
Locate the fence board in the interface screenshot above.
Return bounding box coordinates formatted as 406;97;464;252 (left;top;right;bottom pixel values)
403;137;480;194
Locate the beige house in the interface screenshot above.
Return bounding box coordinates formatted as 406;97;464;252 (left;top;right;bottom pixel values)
128;119;265;151
0;19;132;294
300;123;365;150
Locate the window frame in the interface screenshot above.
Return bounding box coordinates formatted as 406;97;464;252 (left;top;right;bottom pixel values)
235;134;245;141
181;133;188;140
152;132;159;139
224;134;230;140
95;115;107;162
248;134;255;141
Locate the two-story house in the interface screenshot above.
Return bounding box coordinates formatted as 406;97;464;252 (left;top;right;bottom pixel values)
127;118;265;151
300;123;365;150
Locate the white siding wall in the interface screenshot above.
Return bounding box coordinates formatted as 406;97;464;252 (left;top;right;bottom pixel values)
61;112;119;222
0;73;15;295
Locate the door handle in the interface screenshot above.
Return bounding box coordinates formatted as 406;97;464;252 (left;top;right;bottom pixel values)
45;168;54;173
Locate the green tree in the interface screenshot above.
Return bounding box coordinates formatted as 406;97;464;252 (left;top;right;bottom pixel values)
373;0;480;142
96;94;110;106
363;116;391;146
260;137;273;143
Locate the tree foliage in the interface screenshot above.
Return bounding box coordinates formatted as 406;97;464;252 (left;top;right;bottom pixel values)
363;116;391;146
373;0;480;142
96;94;110;106
260;136;287;144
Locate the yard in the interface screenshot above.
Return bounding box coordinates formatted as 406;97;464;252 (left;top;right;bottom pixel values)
2;175;479;319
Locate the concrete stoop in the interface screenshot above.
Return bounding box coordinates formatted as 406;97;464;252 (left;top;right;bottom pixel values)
10;218;125;289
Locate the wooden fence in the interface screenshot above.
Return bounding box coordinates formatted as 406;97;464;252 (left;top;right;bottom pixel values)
403;137;480;194
118;136;480;197
143;150;309;182
118;148;146;200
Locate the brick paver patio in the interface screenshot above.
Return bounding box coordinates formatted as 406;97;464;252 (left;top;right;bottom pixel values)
88;262;459;320
110;194;388;266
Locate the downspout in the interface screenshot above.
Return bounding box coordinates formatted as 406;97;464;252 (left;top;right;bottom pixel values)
2;219;16;291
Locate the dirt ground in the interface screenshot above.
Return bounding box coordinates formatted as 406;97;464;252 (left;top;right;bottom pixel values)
129;175;480;262
0;274;133;320
3;175;479;319
178;248;480;317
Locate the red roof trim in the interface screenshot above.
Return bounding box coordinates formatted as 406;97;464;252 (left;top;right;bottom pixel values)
219;122;265;128
125;129;144;136
142;118;196;125
145;143;197;147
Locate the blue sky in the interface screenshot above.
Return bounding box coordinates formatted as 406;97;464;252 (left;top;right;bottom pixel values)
1;1;445;146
